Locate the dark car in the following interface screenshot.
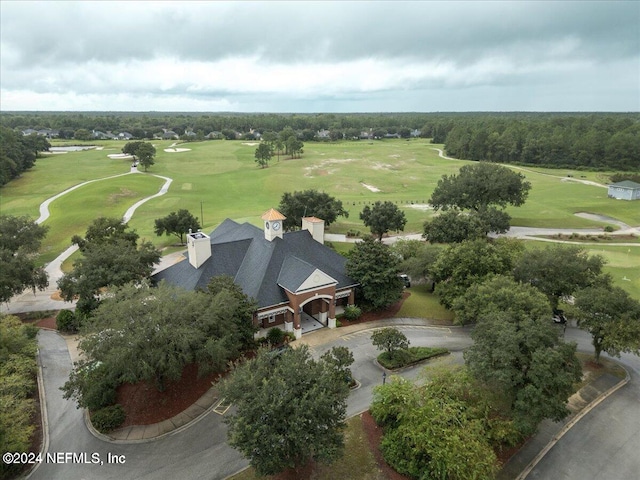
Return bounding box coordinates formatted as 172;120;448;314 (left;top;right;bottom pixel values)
553;309;567;324
399;274;411;288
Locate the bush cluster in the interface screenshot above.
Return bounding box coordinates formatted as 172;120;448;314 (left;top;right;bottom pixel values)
343;305;362;321
91;404;126;433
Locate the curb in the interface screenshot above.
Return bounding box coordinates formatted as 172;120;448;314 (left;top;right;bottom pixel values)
515;364;630;480
23;347;50;479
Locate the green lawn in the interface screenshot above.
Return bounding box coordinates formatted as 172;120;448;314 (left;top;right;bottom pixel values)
1;138;638;293
397;284;456;323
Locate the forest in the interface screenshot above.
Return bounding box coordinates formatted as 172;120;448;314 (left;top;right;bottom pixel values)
1;112;638;187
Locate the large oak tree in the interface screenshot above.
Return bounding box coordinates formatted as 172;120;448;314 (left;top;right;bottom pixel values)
220;345;352;476
278;189;348;231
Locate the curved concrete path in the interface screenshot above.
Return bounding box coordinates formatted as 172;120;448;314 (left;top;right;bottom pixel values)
1;168;173;314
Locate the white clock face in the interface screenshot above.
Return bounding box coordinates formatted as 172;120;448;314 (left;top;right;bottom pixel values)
272;222;280;231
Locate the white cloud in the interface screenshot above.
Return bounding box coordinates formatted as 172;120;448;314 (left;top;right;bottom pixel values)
1;1;638;112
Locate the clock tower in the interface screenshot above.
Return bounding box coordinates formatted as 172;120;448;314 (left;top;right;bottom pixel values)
261;208;286;241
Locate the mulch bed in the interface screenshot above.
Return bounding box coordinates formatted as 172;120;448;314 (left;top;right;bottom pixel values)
339;292;410;327
116;363;222;427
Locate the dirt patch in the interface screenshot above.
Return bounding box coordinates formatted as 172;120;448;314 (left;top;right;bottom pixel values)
107;188;137;204
361;182;381;193
35;316;57;329
116;363;221;427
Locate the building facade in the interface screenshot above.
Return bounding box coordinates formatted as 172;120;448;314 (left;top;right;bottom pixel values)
152;209;358;339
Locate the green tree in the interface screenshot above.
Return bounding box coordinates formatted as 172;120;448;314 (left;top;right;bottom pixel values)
286;136;304;158
574;285;640;363
423;208;487;243
428;162;530;241
154;209;201;244
431;239;516;309
346;237;404;310
370;373;500;480
58;217;160;314
135;142;156;171
371;327;409;359
0;215;49;303
254;142;273;168
391;239;442;284
74;128;92;140
463;277;582;436
359;201;407;241
513;244;607;308
0;315;37;479
206;275;258;350
220;345;351;476
278;189;349;231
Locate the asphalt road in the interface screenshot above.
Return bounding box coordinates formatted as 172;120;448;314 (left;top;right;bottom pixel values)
27;325;472;480
27;324;639;480
526;331;640;479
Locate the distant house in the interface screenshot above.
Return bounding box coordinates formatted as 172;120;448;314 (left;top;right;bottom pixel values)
206;131;223;140
608;181;640;201
92;130;116;140
152;209;358;339
22;128;59;138
410;129;421;138
118;132;133;140
162;130;179;140
317;129;331;139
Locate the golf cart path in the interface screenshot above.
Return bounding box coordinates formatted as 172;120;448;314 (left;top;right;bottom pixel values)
1;168;173;314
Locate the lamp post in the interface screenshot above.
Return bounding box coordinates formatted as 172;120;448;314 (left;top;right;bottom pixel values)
382;371;387;385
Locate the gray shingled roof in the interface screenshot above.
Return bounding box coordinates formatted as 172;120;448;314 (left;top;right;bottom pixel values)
152;219;358;308
610;180;640;189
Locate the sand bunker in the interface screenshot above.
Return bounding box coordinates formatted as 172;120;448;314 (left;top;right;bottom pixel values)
406;204;433;211
42;151;68;155
164;148;191;153
108;153;134;159
361;183;381;193
242;142;259;146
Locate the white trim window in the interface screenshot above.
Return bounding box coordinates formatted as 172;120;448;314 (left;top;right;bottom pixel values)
268;314;276;324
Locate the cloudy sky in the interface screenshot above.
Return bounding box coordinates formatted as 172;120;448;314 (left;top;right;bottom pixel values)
1;1;638;112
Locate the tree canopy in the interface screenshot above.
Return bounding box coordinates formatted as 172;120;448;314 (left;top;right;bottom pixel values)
574;285;640;363
62;279;254;411
219;344;352;476
0;126;44;186
371;327;409;358
462;276;582;435
122;140;156;170
254;142;273;168
278;189;349;231
359;201;407;241
513;244;607;308
58;217;160;314
370;372;502;480
430;162;531;212
430;239;520;310
154;209;201;245
0;215;49;303
346;237;404;310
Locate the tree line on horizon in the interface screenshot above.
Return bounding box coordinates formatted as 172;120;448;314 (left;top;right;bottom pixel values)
1;113;638;182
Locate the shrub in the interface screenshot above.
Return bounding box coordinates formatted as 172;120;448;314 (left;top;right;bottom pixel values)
266;327;285;346
56;309;79;333
604;225;614;232
343;305;362;321
91;404;125;433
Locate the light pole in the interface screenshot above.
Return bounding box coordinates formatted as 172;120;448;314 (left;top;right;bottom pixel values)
382;371;387;385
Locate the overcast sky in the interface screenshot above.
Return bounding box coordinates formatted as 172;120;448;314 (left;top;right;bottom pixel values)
1;1;638;112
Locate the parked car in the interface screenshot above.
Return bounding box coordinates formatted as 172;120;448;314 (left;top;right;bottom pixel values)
399;274;411;288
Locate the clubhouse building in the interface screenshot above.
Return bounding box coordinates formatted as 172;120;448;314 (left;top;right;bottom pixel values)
152;209;358;339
